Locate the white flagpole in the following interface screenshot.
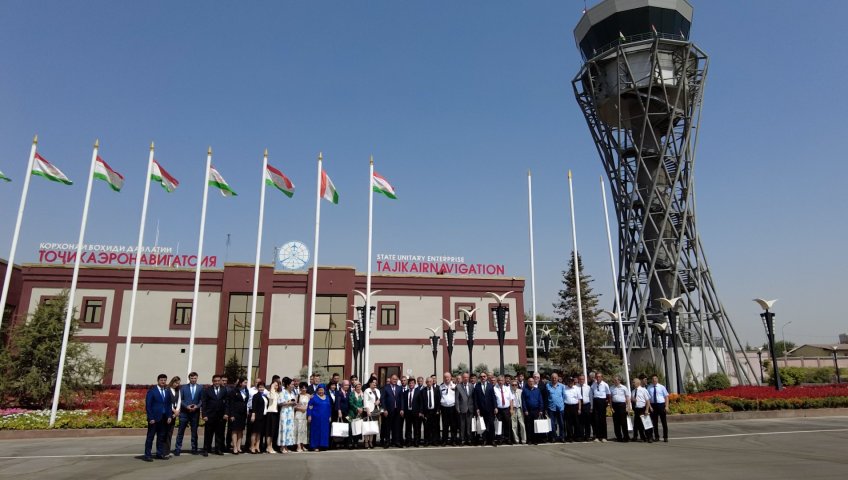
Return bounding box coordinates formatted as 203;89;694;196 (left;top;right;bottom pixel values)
247;150;268;387
187;148;212;377
0;135;38;335
567;170;587;380
117;142;155;422
527;170;539;374
601;177;630;390
49;139;99;427
307;152;323;379
363;155;375;379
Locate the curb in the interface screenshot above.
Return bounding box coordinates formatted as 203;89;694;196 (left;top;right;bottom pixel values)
1;408;846;440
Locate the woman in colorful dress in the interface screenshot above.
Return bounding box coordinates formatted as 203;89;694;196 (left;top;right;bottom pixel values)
277;377;296;453
294;381;310;452
307;384;332;451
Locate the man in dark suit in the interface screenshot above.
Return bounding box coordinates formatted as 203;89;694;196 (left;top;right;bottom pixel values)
381;374;403;448
473;372;498;447
455;372;475;446
401;377;422;446
335;380;352;449
201;374;229;456
174;371;202;456
421;377;441;446
143;373;173;461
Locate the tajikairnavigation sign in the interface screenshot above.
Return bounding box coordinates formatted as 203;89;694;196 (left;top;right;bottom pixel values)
375;253;505;276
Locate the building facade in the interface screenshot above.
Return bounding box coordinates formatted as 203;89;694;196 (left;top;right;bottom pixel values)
1;262;525;384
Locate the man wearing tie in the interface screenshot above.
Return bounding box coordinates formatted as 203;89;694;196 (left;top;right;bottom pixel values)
455;372;475;446
473;372;498;447
422;377;441;446
201;374;229;456
648;375;670;442
143;373;172;461
494;375;514;445
381;374;403;448
174;372;202;456
576;374;593;441
590;372;612;442
335;380;352;449
400;377;421;446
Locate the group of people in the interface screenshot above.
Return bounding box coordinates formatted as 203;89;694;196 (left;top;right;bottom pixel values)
143;369;671;461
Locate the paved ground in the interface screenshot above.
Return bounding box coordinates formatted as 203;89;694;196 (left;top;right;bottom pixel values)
1;416;847;479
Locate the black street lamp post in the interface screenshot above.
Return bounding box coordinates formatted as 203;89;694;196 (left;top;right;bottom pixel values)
754;299;782;391
461;308;478;374
832;346;841;384
658;298;684;394
756;347;765;385
487;292;514;376
651;321;670;386
354;305;375;381
442;319;457;373
429;330;441;378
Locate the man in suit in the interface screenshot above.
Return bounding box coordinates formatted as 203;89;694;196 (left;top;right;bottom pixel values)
381;374;403;448
201;374;229;456
174;371;202;456
455;372;475;446
335;380;352;449
401;377;422;447
306;374;321;395
421;377;441;446
473;372;498;447
143;373;172;461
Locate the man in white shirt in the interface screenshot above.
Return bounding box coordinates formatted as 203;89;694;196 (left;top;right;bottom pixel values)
439;372;458;446
510;379;526;444
631;378;653;442
563;376;581;442
494;375;514;445
590;372;611;442
576;374;593;441
648;375;670;442
609;375;631;442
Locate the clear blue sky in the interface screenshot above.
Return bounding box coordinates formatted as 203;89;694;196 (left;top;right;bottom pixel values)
1;1;846;347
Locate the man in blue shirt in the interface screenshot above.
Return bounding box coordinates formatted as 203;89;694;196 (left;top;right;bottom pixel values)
648;375;670;442
545;373;566;442
521;377;544;444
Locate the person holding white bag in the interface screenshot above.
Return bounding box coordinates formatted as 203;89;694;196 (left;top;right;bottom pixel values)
630;378;653;443
610;375;631;442
362;378;381;449
348;382;365;449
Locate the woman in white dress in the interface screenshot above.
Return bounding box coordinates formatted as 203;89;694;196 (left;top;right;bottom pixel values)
277;377;297;453
293;381;311;452
362;377;381;448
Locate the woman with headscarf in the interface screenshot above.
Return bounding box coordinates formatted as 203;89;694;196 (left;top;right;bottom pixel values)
277;377;297;453
307;384;332;451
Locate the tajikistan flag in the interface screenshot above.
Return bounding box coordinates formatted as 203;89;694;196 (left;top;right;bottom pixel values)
265;164;294;198
151;160;179;192
209;165;237;196
372;172;397;199
32;153;72;185
93;156;124;192
0;169;10;182
320;169;339;204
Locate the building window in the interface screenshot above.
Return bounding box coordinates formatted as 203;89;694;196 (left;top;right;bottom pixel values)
313;295;347;377
225;293;264;380
377;301;399;330
39;296;62;308
488;303;511;332
171;299;192;330
375;364;402;386
80;297;106;328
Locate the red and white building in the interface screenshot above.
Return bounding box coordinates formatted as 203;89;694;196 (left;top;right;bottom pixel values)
0;260;525;384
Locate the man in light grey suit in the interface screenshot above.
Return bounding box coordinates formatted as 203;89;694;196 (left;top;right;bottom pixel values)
455;372;475;446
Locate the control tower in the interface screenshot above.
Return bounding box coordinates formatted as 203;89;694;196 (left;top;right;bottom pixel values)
572;0;753;386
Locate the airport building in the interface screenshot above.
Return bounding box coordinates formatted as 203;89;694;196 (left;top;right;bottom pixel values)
0;259;525;384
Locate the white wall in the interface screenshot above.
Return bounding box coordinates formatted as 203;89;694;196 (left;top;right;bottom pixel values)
269;293;306;339
119;290;220;338
112;343;218;384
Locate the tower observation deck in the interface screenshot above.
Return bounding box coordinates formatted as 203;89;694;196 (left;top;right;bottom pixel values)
572;0;755;387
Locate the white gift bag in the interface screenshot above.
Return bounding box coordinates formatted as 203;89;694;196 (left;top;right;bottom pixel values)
331;422;350;437
350;419;363;436
494;420;503;436
627;416;634;431
640;414;653;430
362;420;380;436
534;418;551;434
472;416;487;433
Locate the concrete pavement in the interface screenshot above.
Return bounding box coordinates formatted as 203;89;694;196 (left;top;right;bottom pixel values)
1;416;847;479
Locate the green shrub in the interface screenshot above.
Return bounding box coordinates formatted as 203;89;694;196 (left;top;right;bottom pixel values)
702;373;731;391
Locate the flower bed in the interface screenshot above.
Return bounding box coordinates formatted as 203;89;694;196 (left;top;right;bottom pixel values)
0;388;150;430
687;384;848;412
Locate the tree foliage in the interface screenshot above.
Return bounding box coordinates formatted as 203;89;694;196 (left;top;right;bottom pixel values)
0;293;104;408
552;253;620;378
223;354;246;382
